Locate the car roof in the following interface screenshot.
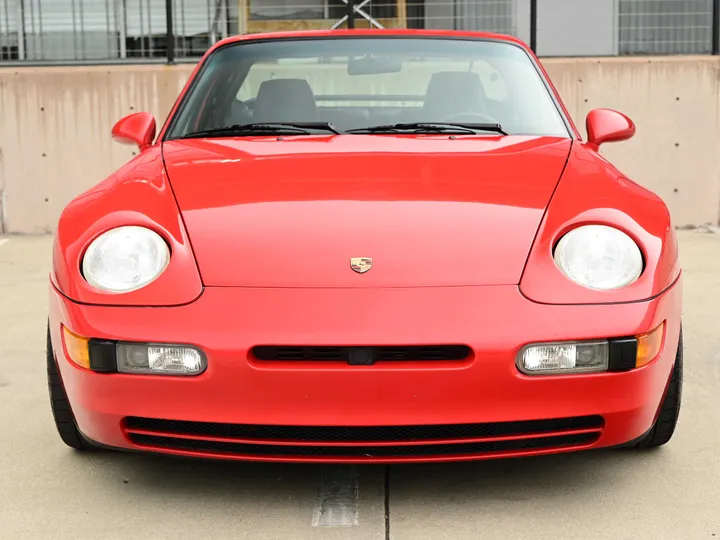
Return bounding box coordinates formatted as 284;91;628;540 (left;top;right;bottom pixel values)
205;28;530;56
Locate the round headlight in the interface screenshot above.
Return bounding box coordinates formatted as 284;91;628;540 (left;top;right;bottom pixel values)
553;225;643;290
82;226;170;293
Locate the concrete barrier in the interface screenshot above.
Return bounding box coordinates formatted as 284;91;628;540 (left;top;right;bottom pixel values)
1;56;718;233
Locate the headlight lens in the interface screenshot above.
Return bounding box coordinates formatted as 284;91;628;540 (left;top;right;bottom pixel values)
553;225;642;290
82;226;170;293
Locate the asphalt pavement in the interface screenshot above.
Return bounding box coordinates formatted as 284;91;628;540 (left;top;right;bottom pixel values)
0;231;718;540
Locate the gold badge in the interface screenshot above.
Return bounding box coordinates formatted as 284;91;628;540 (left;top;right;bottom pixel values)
350;257;373;274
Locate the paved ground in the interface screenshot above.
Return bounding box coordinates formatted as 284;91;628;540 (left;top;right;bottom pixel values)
0;231;718;540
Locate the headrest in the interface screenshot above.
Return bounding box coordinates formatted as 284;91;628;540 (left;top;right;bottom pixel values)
422;71;487;119
252;78;319;123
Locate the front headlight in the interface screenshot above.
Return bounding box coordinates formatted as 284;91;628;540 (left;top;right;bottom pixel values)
82;226;170;293
553;225;642;290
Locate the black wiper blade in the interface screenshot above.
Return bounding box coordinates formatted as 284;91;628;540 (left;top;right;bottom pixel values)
182;122;341;139
346;122;507;135
269;122;342;134
436;123;508;135
182;124;310;138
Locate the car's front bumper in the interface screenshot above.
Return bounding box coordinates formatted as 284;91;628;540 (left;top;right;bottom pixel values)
49;277;682;463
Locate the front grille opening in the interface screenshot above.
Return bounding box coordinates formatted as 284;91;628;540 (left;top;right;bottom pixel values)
124;415;604;442
128;431;600;458
252;345;471;363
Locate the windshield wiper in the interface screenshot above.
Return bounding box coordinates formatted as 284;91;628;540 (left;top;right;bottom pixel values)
182;122;342;139
345;122;507;135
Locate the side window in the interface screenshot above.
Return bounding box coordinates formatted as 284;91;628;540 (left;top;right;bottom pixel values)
236;58;319;101
237;61;273;101
468;60;513;126
471;62;509;103
236;58;510;104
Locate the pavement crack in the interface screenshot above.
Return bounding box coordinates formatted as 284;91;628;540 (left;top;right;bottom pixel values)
384;465;391;540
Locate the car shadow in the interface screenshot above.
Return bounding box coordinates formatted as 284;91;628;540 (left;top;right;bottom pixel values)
68;445;667;504
386;447;665;502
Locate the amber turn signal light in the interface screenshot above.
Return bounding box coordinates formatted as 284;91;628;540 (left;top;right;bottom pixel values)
61;325;91;369
635;322;665;368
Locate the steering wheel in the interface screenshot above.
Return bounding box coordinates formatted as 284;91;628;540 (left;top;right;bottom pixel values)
439;111;499;124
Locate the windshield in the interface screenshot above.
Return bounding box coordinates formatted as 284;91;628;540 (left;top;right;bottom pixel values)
165;37;570;139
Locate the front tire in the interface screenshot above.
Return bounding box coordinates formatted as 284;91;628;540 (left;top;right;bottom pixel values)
46;323;96;451
634;327;683;449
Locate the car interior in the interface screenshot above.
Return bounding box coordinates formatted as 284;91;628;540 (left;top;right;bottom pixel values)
226;70;510;130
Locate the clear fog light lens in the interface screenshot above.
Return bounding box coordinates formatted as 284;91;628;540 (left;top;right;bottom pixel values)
518;340;609;375
116;343;206;375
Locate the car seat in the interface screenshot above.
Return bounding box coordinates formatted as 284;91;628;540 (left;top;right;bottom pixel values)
421;71;488;121
252;78;320;123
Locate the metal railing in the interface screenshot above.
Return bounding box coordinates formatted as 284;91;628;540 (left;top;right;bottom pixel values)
617;0;715;55
1;0;719;64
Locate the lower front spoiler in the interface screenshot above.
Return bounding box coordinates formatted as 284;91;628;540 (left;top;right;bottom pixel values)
79;427;648;464
76;414;650;464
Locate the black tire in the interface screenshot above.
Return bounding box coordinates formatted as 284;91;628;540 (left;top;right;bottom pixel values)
46;323;96;451
634;327;683;449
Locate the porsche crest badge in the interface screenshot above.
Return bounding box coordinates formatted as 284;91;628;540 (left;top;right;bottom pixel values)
350;257;373;274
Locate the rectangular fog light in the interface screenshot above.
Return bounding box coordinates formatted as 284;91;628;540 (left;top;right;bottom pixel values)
517;340;609;375
116;343;207;375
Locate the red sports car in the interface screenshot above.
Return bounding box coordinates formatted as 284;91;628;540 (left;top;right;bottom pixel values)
47;29;683;463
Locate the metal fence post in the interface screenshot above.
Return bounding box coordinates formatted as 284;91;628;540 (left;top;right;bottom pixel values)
347;0;355;29
117;0;127;59
530;0;537;53
17;0;26;60
713;0;720;54
166;0;175;63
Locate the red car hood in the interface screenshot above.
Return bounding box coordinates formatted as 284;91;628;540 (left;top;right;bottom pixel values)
162;135;571;288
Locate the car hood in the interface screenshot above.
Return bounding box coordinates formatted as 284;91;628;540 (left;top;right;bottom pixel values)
162;135;572;288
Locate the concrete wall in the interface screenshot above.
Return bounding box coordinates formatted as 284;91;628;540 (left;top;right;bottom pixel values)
0;64;193;233
0;56;719;233
543;56;720;229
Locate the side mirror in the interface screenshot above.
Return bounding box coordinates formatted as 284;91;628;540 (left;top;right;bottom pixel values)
112;112;157;151
586;108;635;151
